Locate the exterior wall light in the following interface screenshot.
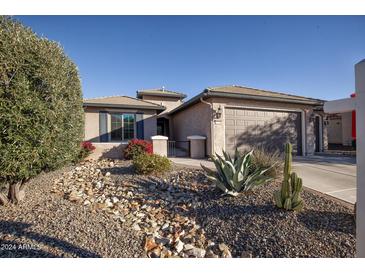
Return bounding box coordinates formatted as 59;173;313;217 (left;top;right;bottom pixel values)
215;106;223;119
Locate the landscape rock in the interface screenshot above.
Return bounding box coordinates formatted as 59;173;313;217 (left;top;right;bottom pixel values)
218;243;232;258
175;239;184;253
49;158;355;258
186;246;206;258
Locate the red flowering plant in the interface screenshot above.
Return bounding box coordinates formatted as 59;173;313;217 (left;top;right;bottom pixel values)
78;141;96;160
124;139;153;160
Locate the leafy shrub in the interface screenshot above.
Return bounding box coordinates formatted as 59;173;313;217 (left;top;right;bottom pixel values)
201;149;274;196
133;153;172;175
124;139;153;160
0;16;84;204
251;147;283;179
274;143;304;211
78;141;96;160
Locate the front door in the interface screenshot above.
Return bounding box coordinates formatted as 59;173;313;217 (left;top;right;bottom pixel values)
157;118;169;137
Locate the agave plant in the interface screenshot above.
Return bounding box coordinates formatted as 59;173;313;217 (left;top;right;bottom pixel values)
201;149;273;196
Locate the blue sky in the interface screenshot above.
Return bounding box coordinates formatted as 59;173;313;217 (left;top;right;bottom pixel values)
16;16;365;100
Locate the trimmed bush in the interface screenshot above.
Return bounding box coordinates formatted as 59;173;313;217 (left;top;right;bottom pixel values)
0;16;84;205
133;153;172;175
124;139;153;160
78;141;96;160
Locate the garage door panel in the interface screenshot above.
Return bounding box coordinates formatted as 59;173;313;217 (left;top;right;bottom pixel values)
225;107;302;155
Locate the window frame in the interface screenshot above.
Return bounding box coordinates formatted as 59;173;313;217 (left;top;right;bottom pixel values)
110;112;136;142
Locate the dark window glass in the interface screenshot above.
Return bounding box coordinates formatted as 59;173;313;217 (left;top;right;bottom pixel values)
110;113;135;141
111;114;123;141
123;114;135;140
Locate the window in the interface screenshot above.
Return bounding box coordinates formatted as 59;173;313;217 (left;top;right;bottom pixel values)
110;113;135;141
123;114;135;140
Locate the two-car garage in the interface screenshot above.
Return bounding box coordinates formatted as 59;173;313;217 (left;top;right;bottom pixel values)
224;107;303;155
169;85;324;157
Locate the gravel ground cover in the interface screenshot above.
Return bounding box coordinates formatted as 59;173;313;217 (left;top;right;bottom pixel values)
0;165;144;258
194;182;355;257
0;159;355;258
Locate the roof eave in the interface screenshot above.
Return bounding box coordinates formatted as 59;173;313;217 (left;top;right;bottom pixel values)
83;102;166;112
168;91;208;115
136;91;187;99
206;91;324;106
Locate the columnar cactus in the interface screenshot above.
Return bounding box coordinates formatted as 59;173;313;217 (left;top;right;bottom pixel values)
274;143;304;211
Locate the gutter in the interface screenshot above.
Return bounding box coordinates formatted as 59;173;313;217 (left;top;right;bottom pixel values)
200;97;215;156
206;90;324;106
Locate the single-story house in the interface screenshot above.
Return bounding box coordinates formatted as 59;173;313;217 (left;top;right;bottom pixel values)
83;85;326;158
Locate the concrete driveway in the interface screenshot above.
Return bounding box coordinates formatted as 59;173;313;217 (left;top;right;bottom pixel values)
293;156;356;204
170;155;357;204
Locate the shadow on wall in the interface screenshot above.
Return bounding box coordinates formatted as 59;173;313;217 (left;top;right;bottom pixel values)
0;220;101;258
99;143;127;159
229;114;302;155
86;117;155;143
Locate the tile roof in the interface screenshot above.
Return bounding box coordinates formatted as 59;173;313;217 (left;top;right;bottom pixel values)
137;88;187;99
83;95;165;110
207;85;324;103
169;85;324;115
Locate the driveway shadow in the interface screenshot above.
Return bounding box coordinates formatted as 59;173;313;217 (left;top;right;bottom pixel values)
0;220;101;258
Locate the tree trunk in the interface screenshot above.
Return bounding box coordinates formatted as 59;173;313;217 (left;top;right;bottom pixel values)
0;192;8;206
8;182;25;204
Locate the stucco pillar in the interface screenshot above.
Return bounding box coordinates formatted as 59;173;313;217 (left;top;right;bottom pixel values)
187;135;207;159
322;115;329;151
151;135;168;157
305;108;316;155
356;59;365;257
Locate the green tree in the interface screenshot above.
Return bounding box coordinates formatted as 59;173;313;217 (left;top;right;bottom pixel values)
0;16;84;205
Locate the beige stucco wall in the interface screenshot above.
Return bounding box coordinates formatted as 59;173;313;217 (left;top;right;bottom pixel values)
326;115;343;144
87;142;128;160
151;137;168;156
84;108;100;142
170;101;212;156
142;111;157;140
83;106;157;142
341;112;353;146
141;95;183;112
208;97;319;156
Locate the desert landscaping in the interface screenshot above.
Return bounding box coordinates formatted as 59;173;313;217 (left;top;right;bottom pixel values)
0;158;355;258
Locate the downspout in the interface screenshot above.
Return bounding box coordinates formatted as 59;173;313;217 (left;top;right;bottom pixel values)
200;96;214;156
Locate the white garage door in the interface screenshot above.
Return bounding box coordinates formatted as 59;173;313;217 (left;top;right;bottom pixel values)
225;107;302;155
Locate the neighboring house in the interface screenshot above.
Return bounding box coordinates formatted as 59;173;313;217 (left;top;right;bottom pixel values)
83;85;326;158
325;93;356;149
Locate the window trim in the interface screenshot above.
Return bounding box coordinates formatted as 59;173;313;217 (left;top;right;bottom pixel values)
110;112;136;142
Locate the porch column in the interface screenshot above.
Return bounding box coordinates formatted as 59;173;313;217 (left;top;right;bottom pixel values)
151;135;168;157
356;59;365;257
